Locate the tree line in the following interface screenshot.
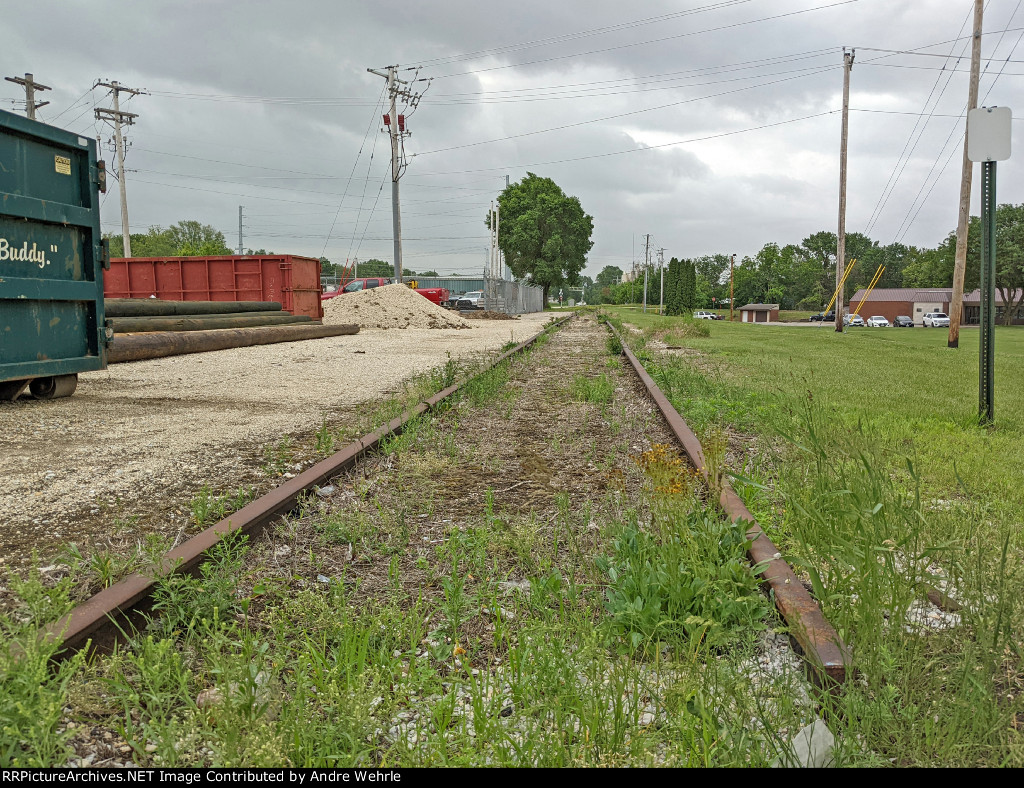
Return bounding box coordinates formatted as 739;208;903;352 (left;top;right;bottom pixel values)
591;203;1024;324
104;223;443;278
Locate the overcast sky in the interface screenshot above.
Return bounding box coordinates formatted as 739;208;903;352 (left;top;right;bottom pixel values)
7;0;1024;278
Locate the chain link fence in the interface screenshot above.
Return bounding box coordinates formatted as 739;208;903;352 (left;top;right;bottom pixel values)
482;276;544;314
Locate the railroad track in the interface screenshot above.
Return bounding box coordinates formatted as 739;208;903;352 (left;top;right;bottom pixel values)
7;309;869;768
602;318;849;685
38;310;848;690
39;314;577;657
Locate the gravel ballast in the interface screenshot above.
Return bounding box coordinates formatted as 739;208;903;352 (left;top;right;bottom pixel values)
0;313;552;566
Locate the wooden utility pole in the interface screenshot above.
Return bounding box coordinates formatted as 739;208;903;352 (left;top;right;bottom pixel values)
730;253;735;322
836;48;854;333
949;0;984;349
5;73;50;119
238;206;244;255
95;81;143;258
488;201;495;277
367;66;429;285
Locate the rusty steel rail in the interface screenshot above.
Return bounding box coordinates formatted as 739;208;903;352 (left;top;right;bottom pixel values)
42;315;574;659
604;319;851;685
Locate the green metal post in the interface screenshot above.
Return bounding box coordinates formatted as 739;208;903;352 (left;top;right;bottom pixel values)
979;160;997;424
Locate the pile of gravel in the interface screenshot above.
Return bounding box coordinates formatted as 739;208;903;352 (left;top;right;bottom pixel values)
322;284;470;330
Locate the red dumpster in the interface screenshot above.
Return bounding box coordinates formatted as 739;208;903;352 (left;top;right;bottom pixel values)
104;255;324;320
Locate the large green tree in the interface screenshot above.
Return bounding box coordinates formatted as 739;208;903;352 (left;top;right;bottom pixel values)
595;265;623;303
665;258;682;315
104;226;176;258
968;204;1024;324
105;220;232;257
167;221;233;256
495;173;594;303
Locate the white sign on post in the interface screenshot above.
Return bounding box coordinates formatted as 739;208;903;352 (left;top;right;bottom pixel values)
967;106;1012;162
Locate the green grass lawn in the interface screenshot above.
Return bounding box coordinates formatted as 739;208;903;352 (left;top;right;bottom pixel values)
603;307;1024;767
609;310;1024;513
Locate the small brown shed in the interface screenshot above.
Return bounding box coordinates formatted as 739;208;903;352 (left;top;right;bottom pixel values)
739;303;780;323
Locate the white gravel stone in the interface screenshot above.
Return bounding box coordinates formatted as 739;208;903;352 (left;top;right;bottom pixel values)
0;312;551;555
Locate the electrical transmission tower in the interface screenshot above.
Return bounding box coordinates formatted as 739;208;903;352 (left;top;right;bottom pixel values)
366;65;431;283
5;73;50;119
95;81;145;258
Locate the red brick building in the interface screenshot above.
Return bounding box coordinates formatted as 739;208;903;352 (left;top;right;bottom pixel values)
963;288;1024;325
847;288;951;325
848;287;1024;325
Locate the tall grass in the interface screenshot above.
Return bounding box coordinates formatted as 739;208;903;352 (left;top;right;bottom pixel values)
605;307;1024;766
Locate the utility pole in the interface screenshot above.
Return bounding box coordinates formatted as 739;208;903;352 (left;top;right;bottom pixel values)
836;48;854;333
5;73;50;119
730;253;736;322
367;65;430;284
495;199;501;279
949;0;984;349
643;234;650;313
657;247;666;315
488;201;495;278
238;206;244;255
95;81;144;258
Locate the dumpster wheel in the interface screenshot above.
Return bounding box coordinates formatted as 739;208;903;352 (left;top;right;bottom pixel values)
29;374;79;400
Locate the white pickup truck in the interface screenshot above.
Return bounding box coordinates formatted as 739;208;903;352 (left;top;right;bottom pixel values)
693;310;717;320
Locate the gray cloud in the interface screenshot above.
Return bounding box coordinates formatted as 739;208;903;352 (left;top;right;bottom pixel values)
5;0;1023;279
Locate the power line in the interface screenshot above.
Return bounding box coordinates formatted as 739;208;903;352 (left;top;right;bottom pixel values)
145;49;836;106
414;110;838;176
862;2;975;236
850;107;1024;119
414;64;838;157
892;6;1024;245
319;86;386;260
413;0;755;68
426;0;860;80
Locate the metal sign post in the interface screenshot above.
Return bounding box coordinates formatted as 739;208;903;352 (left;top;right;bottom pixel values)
967;106;1012;424
979;161;996;423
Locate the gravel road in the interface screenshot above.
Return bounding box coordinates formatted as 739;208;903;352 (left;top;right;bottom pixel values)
0;313;552;566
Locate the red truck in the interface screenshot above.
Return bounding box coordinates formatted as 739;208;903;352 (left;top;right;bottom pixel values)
321;277;451;308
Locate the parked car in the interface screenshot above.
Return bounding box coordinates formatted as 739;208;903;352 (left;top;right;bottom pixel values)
893;315;914;327
923;312;950;327
454;290;485;310
866;315;890;327
810;310;836;322
321;277;393;300
843;314;865;327
693;310;716;320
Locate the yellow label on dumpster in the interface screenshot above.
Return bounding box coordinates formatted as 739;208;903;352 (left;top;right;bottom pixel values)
54;155;71;175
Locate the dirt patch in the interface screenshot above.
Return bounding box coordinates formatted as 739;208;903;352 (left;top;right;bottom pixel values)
462;310;519;321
